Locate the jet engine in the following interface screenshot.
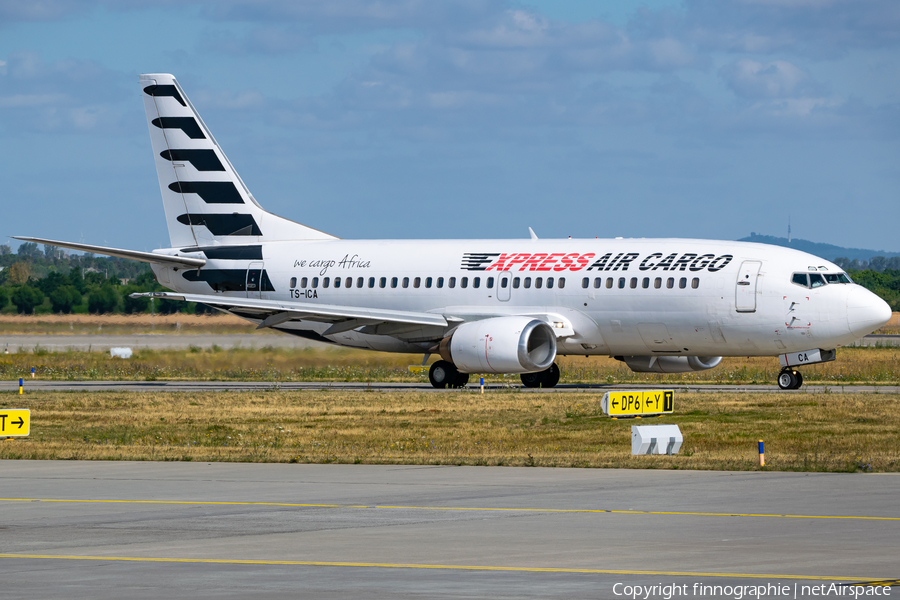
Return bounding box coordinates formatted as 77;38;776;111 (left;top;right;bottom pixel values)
616;355;723;373
438;316;557;374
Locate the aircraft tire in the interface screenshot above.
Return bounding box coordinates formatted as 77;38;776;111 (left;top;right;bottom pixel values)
542;363;561;388
429;360;459;389
777;369;797;390
520;371;543;388
520;364;560;388
791;370;803;390
452;372;470;389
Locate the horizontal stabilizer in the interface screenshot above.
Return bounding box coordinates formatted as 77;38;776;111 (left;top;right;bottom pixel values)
12;237;207;268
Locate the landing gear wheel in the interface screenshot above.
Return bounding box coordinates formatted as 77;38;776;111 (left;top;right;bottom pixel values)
520;372;543;388
520;363;560;389
429;360;458;389
453;371;470;388
777;369;802;390
542;363;560;388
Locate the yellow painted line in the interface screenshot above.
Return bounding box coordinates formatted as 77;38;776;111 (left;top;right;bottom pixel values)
0;553;876;581
1;498;898;522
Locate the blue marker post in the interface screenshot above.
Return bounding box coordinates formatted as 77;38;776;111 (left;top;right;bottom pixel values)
31;366;35;379
19;378;23;395
480;377;484;395
758;439;765;467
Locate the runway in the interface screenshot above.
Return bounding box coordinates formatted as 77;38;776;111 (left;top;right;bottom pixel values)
1;462;897;599
3;379;899;394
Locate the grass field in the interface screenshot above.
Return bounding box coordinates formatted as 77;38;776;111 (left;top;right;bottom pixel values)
1;346;898;384
2;389;897;472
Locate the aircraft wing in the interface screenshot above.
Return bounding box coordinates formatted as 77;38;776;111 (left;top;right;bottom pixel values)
131;291;450;333
12;237;207;268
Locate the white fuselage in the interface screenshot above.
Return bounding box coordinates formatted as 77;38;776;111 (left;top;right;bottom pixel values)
154;237;888;358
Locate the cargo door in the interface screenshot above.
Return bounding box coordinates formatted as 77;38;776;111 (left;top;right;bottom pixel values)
735;260;762;313
246;261;264;299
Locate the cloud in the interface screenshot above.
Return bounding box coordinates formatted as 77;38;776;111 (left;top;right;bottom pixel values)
199;25;315;56
720;59;819;98
0;52;131;134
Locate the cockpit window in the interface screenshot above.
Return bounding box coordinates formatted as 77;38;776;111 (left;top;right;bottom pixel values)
824;273;853;284
791;273;809;287
809;273;825;288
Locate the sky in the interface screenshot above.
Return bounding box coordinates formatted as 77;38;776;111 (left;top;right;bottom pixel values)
1;0;899;253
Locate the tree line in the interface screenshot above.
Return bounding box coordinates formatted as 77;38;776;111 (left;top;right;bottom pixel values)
0;243;210;315
1;242;898;314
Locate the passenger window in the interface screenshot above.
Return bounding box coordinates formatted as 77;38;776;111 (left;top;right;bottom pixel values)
582;278;589;289
630;277;638;289
513;277;520;289
323;277;330;288
547;277;554;289
391;277;398;288
642;277;649;289
402;277;409;288
535;277;542;289
461;277;468;288
368;277;375;288
691;278;699;289
335;277;342;289
300;277;308;288
618;277;626;289
558;278;565;289
290;277;297;288
437;277;444;288
809;273;825;288
654;277;661;289
524;277;532;289
487;277;494;289
606;278;613;289
425;277;432;288
679;277;687;289
414;277;421;288
501;278;508;289
792;273;809;288
594;278;602;289
312;277;319;288
379;277;386;288
667;277;674;289
449;277;456;288
473;277;480;288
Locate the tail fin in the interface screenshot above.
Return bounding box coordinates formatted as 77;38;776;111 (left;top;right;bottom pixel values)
140;73;337;247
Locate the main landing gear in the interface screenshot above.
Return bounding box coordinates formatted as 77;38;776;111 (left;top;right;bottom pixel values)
777;368;804;390
428;360;470;389
520;363;561;389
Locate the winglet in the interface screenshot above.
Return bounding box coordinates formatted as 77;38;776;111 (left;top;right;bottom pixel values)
528;227;538;240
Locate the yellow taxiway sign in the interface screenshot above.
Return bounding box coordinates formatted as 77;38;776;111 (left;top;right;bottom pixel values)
0;409;30;437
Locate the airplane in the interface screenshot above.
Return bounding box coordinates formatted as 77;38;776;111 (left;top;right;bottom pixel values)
15;73;892;390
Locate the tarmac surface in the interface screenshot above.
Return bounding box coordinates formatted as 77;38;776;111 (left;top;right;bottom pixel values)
3;379;899;394
1;462;897;599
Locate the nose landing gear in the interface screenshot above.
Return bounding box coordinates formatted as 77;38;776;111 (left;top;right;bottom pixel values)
777;368;803;390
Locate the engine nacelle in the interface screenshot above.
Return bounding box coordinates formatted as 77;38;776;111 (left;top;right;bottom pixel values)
617;355;723;374
439;316;557;374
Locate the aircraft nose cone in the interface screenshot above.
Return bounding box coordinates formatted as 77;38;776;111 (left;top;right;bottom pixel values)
846;285;892;337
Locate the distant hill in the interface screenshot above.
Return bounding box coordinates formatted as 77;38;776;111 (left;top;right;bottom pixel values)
738;233;900;263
